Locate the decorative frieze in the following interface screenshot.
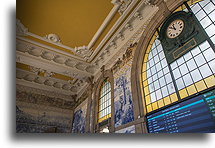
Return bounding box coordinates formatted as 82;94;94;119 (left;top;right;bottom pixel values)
16;84;76;109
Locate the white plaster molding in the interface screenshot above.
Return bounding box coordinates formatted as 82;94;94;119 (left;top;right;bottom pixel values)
134;11;143;20
91;1;157;67
45;33;61;43
95;6;158;74
117;32;125;41
16;78;76;97
77;83;89;99
16;40;95;77
16;37;84;61
87;0;140;62
118;0;132;15
16;19;28;36
87;1;121;50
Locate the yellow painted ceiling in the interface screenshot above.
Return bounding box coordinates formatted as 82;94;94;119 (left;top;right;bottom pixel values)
17;0;114;48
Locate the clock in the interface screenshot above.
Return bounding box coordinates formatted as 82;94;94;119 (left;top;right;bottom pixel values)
166;19;184;38
158;11;208;64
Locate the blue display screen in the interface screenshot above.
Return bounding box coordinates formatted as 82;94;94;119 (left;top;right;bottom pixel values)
146;89;215;133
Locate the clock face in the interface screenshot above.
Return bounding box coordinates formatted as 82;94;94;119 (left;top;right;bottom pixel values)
166;19;184;38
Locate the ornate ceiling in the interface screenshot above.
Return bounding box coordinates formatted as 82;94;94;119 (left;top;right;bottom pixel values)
17;0;115;49
16;0;164;109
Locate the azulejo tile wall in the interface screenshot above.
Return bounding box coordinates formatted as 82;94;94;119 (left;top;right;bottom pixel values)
72;98;88;133
16;106;72;133
115;125;135;133
114;60;134;127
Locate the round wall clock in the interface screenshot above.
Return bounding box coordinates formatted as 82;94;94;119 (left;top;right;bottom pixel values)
166;19;184;38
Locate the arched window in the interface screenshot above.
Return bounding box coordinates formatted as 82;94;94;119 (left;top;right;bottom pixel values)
141;0;215;113
98;78;111;123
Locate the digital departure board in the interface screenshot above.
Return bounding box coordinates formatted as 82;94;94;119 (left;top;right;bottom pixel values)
146;89;215;133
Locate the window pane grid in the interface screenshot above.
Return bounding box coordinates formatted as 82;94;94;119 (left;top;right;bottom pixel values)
192;0;215;44
98;80;111;122
142;36;177;106
171;41;215;92
142;0;215;113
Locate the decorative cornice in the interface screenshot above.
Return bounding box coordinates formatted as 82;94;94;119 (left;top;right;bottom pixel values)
92;1;159;74
16;68;79;94
118;0;133;15
45;34;61;44
16;19;28;36
16;84;75;102
16;40;96;77
112;42;137;73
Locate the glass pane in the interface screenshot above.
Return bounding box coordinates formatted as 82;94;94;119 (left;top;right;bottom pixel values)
191;3;201;14
154;55;160;64
194;54;207;67
191;46;201;56
165;73;172;84
204;2;214;14
203;48;215;62
183;73;193;87
151;66;156;74
200;16;212;29
149;83;155;93
159;76;166;87
176;56;185;65
161;86;168;97
190;69;203;82
195;10;206;21
152;74;158;81
208;60;215;73
199;64;213;78
176;78;185;90
170;61;177;70
184;52;192;61
156;89;162;100
167;83;175;94
208;10;215;22
156;62;162;72
199;41;210;51
147;69;152;77
187;59;197;71
179;64;189;75
205;24;215;37
163;67;169;75
172;68;181;79
161;58;168;68
154;80;160;90
158;70;164;78
150;92;156;102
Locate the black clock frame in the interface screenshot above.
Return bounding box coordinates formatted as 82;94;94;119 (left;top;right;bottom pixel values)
158;10;209;64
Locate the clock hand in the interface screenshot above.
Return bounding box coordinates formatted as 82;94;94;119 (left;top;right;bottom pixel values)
172;24;176;30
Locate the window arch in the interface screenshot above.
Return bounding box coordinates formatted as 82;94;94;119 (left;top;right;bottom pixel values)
141;0;215;113
98;78;111;123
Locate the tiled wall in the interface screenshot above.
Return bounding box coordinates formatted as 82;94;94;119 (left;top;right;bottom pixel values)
16;105;73;133
72;98;88;133
114;60;134;127
115;125;135;133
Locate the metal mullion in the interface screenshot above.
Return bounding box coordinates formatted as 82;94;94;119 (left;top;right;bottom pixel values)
198;46;215;77
100;90;111;98
188;48;207;89
198;1;215;26
151;52;158;101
